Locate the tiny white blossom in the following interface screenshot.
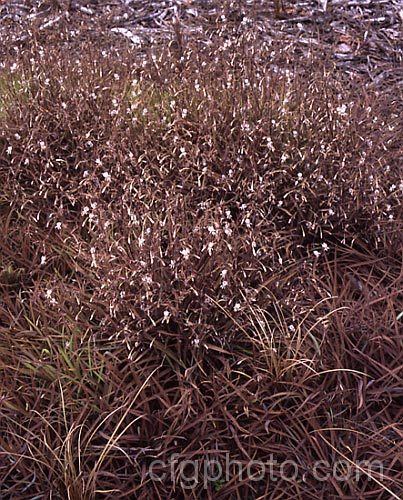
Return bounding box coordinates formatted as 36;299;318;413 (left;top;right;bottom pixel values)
40;255;47;265
266;137;274;151
55;222;62;230
162;310;171;323
45;288;57;305
233;303;241;312
192;337;200;348
224;225;232;236
336;104;347;116
102;172;111;181
180;247;191;260
6;146;12;155
322;242;330;252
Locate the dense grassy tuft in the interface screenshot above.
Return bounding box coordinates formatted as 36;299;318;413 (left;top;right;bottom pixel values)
0;29;402;499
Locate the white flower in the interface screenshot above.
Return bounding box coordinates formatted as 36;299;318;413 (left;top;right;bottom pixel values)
192;337;200;348
180;247;191;260
233;303;241;312
221;280;228;289
322;242;330;252
224;225;232;236
207;242;214;255
207;225;216;235
336;104;347;116
162;310;171;323
313;250;321;258
40;255;47;266
55;222;62;230
45;289;57;305
102;172;111;182
266;137;274;151
39;141;46;151
6;146;12;155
